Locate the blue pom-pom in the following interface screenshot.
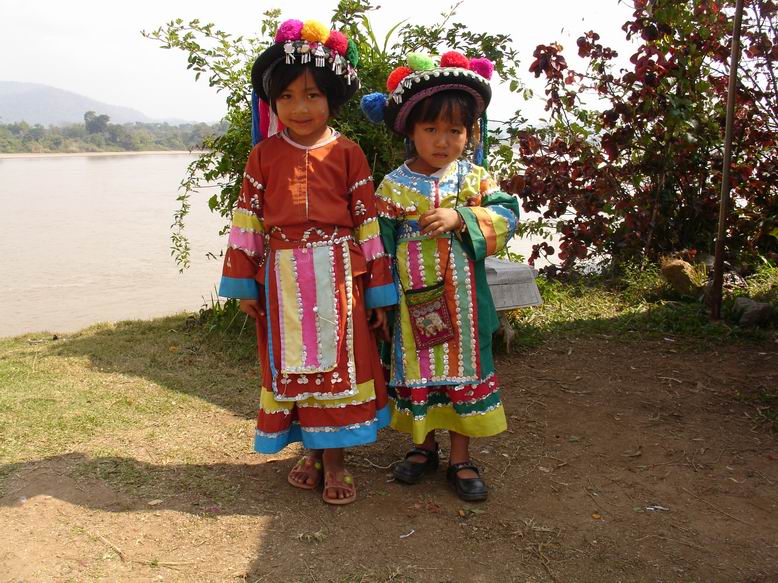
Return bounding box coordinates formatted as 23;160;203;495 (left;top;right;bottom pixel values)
360;92;387;124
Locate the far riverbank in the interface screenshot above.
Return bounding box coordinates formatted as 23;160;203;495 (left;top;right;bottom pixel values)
0;150;207;160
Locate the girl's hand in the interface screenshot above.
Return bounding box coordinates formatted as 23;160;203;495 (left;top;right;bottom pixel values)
367;307;390;341
239;299;265;319
419;208;461;237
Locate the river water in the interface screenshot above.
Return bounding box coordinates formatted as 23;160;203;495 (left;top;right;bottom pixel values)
0;153;224;337
0;153;551;337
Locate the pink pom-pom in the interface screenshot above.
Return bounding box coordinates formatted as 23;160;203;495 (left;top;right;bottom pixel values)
387;66;413;92
469;57;494;80
275;19;304;42
325;30;349;56
440;50;470;69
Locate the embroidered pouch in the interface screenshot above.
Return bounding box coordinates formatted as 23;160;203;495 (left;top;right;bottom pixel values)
404;281;454;349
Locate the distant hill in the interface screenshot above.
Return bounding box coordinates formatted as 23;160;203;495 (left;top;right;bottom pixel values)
0;81;161;126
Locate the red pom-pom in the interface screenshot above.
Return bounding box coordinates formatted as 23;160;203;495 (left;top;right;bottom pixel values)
440;51;470;69
387;66;413;92
325;30;349;56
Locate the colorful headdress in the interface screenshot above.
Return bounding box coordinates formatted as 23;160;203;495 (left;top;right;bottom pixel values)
360;50;494;166
250;19;361;145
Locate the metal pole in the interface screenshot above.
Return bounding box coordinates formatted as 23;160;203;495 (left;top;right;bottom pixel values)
711;0;745;321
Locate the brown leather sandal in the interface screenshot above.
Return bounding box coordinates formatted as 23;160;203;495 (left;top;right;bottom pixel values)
287;455;323;490
322;469;357;505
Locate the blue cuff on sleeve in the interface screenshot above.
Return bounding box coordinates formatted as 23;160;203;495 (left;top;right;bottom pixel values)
365;283;398;309
219;276;259;299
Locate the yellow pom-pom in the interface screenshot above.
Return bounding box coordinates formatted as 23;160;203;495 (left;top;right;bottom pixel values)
301;20;330;44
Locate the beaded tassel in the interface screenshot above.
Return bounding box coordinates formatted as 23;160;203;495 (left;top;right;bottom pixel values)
300;43;311;64
251;90;261;146
474;112;489;169
284;41;295;64
481;112;490;170
314;45;326;67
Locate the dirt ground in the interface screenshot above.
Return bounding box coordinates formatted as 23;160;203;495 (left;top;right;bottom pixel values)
2;336;777;582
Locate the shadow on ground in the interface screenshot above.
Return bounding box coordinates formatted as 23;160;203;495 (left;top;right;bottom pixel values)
4;311;777;581
51;315;260;419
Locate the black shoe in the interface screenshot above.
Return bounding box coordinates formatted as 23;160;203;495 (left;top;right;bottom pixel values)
392;445;439;484
447;461;488;501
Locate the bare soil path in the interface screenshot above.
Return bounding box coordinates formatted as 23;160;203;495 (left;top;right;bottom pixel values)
2;336;777;582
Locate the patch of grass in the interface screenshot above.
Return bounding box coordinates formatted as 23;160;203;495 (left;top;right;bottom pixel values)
2;263;775;494
619;261;677;304
509;262;776;346
71;452;246;506
745;262;778;304
0;335;173;465
0;315;258;472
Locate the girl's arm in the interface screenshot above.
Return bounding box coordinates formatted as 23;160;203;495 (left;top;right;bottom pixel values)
218;148;267;302
455;166;520;261
350;150;398;310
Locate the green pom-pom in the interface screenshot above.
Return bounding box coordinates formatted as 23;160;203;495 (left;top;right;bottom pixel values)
346;39;360;67
407;52;435;72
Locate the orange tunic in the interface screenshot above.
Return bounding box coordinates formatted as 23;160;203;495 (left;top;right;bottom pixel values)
220;130;396;452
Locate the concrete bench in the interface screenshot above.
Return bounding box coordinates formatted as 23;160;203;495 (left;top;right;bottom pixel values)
484;257;542;311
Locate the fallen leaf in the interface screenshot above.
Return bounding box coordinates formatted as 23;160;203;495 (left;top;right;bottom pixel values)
147;499;163;506
297;529;326;544
458;508;486;519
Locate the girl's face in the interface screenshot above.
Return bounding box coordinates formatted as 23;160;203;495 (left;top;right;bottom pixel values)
275;69;330;146
409;115;468;175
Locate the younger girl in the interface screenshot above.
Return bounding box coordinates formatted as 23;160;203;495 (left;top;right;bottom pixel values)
361;51;519;501
220;19;396;505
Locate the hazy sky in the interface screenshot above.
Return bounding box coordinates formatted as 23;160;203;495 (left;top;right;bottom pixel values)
1;0;635;123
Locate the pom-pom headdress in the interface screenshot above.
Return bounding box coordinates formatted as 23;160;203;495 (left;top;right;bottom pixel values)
360;49;494;167
250;19;361;145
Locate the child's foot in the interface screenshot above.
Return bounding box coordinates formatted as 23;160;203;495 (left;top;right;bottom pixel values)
287;453;323;490
393;444;439;484
322;469;357;505
321;449;357;505
447;461;488;501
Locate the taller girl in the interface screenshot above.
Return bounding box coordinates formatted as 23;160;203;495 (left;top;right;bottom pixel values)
362;51;520;501
220;19;396;505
